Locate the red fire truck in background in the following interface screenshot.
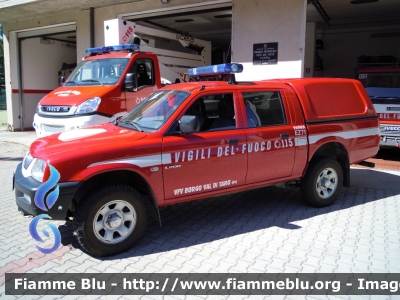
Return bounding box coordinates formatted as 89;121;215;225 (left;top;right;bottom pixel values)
356;55;400;148
33;18;211;137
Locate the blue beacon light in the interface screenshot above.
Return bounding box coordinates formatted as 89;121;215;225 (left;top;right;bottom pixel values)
86;43;140;54
188;63;243;77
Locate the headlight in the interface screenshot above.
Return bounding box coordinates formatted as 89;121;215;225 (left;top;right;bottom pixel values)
23;152;34;169
75;97;101;114
31;159;46;182
36;97;45;114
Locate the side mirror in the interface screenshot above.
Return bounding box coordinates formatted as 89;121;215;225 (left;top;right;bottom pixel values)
179;115;199;134
124;73;137;92
59;76;65;86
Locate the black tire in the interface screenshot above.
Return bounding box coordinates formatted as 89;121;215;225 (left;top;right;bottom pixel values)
300;158;343;207
73;185;147;257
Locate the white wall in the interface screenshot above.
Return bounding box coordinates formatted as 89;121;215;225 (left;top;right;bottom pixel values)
21;38;76;89
314;25;400;79
19;38;76;129
232;0;307;81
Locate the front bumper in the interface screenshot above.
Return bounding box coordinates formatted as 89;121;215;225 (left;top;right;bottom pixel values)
380;135;400;148
379;123;400;148
14;163;80;220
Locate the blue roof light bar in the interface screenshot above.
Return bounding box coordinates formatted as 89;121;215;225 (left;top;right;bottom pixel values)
86;43;140;55
188;63;243;77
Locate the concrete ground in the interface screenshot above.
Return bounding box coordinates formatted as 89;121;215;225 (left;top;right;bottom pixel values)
0;131;399;299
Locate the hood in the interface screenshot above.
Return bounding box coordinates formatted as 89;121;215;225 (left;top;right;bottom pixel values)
39;85;113;106
30;123;147;158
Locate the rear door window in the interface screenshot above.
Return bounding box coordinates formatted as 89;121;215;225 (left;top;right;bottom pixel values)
242;91;286;127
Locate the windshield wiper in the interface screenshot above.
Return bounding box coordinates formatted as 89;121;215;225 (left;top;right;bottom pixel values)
121;120;143;132
65;80;80;86
81;79;103;86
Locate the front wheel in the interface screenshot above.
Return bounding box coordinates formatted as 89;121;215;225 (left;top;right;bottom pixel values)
300;158;343;207
73;185;147;257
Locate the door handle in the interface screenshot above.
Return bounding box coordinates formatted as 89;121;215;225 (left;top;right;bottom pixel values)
280;133;290;139
228;138;239;145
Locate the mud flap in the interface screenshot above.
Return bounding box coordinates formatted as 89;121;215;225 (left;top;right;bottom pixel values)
356;161;375;168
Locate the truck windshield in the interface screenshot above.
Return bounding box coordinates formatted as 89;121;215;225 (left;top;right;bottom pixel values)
119;90;190;132
65;58;129;86
357;72;400;101
357;72;400;88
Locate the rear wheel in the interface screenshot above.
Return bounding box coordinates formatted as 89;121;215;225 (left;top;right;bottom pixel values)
301;158;343;207
73;185;147;257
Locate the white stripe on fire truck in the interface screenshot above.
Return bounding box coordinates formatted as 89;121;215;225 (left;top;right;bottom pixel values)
294;138;308;146
308;127;379;144
373;104;400;114
88;154;172;168
87;128;378;169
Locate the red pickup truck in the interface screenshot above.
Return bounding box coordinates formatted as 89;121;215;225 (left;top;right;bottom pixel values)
15;64;380;256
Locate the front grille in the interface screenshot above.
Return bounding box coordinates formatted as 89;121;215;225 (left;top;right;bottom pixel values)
41;106;71;113
42;124;65;133
381;125;400;135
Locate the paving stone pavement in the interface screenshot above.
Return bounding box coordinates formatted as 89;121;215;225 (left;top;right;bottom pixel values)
0;132;399;300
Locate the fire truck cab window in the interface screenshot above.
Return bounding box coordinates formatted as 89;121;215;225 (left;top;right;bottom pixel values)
185;93;236;132
130;59;154;89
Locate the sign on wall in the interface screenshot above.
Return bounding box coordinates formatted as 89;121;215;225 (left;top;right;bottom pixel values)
253;43;278;65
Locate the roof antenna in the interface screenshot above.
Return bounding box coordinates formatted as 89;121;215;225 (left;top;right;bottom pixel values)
225;43;231;64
